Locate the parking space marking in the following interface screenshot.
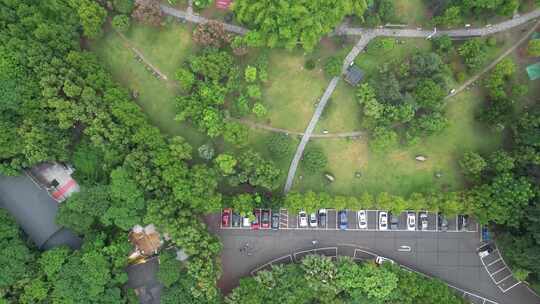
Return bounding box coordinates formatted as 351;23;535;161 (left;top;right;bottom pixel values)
499;281;521;293
487;258;502;267
479;246;522;293
279;208;288;229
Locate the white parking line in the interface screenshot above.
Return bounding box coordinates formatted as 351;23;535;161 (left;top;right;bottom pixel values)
491;267;507;276
487;257;502;267
500;281;521;293
494;273;513;285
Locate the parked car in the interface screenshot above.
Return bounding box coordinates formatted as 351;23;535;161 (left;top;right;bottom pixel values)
482;226;491;242
357;210;367;229
375;256;395;265
271;213;280;230
309;212;318;228
477;243;494;258
379;211;388;230
458;215;469;231
261;209;270;229
298;211;308;228
390;213;399;230
318;209;327;228
438;212;448;231
338;210;348;230
222;208;231;227
242;216;250;227
407;212;416;231
419;212;428;230
252;210;261;230
232;212;241;227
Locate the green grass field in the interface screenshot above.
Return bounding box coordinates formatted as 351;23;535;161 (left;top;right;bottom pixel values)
394;0;429;27
292;88;502;196
259;49;329;132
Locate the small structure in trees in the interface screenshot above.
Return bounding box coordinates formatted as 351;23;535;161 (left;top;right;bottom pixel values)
526;62;540;80
344;65;364;86
128;224;163;259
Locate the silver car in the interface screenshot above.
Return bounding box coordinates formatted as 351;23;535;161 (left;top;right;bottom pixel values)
298;211;308;228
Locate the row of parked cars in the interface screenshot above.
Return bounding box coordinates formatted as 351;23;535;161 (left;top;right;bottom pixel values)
222;208;470;231
221;208;280;230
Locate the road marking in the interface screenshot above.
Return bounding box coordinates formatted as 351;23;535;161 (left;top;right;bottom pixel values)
494;273;513;285
500;281;521;293
398;245;411;252
487;258;502;267
491;267;507;276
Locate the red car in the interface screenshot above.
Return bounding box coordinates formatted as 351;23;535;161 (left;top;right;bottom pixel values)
261;209;271;229
251;209;261;230
222;208;231;227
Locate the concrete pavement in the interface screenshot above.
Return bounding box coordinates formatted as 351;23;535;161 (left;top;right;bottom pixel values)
206;214;540;304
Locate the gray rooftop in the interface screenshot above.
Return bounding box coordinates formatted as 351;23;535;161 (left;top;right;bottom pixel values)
0;174;81;250
344;65;364;86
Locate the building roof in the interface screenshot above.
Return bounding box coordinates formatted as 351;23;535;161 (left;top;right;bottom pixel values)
526;62;540;80
126;257;162;304
344;65;364;86
28;162;80;202
129;225;162;257
0;175;81;250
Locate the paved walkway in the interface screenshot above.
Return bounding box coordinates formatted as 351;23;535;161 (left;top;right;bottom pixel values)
160;4;247;35
283;77;339;193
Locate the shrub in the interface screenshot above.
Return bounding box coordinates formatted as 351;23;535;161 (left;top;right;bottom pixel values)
324;56;342;77
114;0;134;14
305;59;316;70
487;37;497;47
302;146;327;172
267;133;292;159
247;85;262;99
244;66;257;83
528;39;540;57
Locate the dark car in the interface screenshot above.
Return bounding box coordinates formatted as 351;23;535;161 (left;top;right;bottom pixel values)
271;213;280;230
222;208;231;227
389;213;399;230
318;209;327;229
338;210;348;230
261;209;271;229
232;212;241;227
252;209;261;230
438;212;448;231
458;215;469;231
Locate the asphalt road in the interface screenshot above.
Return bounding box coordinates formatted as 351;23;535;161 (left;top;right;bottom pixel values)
206;214;540;304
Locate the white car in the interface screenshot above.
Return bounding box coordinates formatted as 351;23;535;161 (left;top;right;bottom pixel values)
419;212;428;230
379;211;388;230
298;211;308;228
407;212;416;231
357;210;367;229
375;256;395;265
242;217;250;227
309;213;318;228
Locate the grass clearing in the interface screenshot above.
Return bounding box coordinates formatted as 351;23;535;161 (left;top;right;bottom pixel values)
260;49;329;132
91;22;206;146
292;88;502;196
394;0;429;27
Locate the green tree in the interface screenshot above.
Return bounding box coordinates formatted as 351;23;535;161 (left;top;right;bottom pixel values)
458;38;488;71
158;251;182;288
459;151;487;180
215;154;237;175
112;15;131;32
231;193;255;216
114;0;134;14
252;102;267;117
57;186;111;235
244;65;257;82
527;39;540;57
371;127;398;151
434;6;462;27
324;56;342;77
70;0;107;39
471;173;533;227
432;35;453;54
233;0;368;51
223;122;249;146
247;85;262;100
198;143;215;160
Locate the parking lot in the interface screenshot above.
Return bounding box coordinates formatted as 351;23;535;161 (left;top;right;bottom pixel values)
479;244;522;293
221;209;478;233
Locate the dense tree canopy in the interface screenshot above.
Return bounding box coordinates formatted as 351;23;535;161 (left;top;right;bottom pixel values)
226;255;464;303
233;0;368;51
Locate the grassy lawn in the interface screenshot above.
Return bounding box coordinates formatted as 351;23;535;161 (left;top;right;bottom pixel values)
91;22;207;147
292;88;502;197
316;81;361;133
259;49;329;132
394;0;429;27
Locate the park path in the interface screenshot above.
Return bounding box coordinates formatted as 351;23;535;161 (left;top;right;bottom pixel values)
160;4;540;193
